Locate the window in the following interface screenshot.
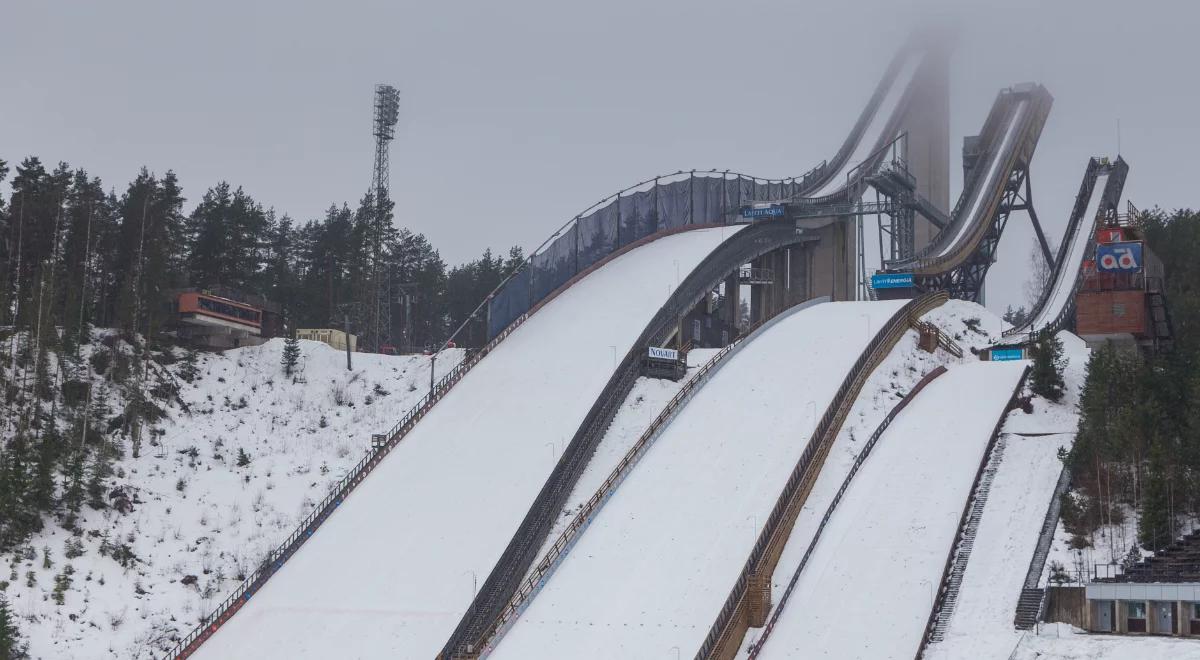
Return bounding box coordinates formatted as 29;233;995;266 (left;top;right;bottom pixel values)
1126;600;1148;633
197;296;260;324
1192;602;1200;620
1127;601;1146;619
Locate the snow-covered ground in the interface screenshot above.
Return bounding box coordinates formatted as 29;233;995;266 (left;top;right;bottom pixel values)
490;300;907;659
190;227;742;659
7;338;460;659
525;347;720;569
1013;623;1200;659
755;360;1028;659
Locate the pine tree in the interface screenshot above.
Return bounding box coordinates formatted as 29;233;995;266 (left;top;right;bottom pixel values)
281;335;300;377
236;448;251;467
61;443;86;528
178;347;200;384
1139;447;1174;552
0;593;29;659
1029;330;1066;402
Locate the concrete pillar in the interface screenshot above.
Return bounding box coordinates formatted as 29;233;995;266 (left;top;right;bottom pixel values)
749;255;767;324
788;246;808;307
899;38;950;253
770;249;787;318
723;271;740;338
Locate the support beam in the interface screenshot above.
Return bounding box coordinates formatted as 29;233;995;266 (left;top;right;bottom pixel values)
1019;174;1055;270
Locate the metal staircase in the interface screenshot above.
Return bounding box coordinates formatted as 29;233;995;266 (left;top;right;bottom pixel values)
929;436;1008;642
1014;588;1047;630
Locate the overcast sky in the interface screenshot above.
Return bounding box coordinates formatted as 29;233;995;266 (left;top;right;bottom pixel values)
2;0;1196;314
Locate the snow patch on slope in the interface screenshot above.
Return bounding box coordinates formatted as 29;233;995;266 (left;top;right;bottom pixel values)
9;339;459;659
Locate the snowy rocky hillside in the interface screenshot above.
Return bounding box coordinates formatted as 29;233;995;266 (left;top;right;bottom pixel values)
6;338;462;659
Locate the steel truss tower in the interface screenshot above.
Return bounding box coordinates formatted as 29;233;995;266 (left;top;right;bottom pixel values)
367;84;400;352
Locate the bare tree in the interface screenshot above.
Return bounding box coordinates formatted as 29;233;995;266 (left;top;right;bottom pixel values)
1023;239;1055;310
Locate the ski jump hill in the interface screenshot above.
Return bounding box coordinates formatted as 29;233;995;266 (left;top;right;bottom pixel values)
164;34;1125;660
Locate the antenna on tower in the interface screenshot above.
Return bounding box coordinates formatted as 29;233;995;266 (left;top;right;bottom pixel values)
367;84;401;352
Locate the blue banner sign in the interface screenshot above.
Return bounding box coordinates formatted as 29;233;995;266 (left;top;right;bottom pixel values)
871;273;914;289
990;348;1025;362
648;346;679;361
1096;241;1143;273
740;205;787;220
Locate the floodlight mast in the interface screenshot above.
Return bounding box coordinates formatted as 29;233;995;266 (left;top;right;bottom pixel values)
366;84;401;352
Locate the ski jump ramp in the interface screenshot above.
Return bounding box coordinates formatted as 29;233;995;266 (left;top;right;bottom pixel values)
753;361;1027;660
191;227;742;659
487;301;907;660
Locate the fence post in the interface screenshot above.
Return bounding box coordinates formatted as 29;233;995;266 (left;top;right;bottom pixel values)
689;170;695;225
573;216;580;276
722;173;728;223
526;256;534;312
653;177;660;232
615;192;622;246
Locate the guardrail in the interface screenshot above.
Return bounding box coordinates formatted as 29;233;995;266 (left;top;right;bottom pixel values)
1012;461;1072;630
470;297;830;657
482;42;930;341
747;365;949;658
916;366;1031;659
1003;157;1126;338
442;220;823;659
163;324;525;657
697;292;951;660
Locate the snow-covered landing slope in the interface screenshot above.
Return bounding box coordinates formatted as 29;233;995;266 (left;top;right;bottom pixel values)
192;226;742;659
489;300;907;660
926;331;1091;660
756;360;1027;660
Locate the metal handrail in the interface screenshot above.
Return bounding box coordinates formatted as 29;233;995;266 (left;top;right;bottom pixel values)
163;323;524;658
472;298;827;657
1003;157;1120;338
464;40;934;354
696;292;951;660
442;164;828;352
748;365;949;658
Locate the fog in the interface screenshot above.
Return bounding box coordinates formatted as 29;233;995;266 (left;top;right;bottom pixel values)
2;0;1196;313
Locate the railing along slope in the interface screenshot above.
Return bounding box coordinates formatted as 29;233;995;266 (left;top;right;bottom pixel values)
442;220;821;658
1003;156;1128;338
696;292;951;660
747;365;951;658
915;366;1031;659
164;221;729;659
472;297;831;657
